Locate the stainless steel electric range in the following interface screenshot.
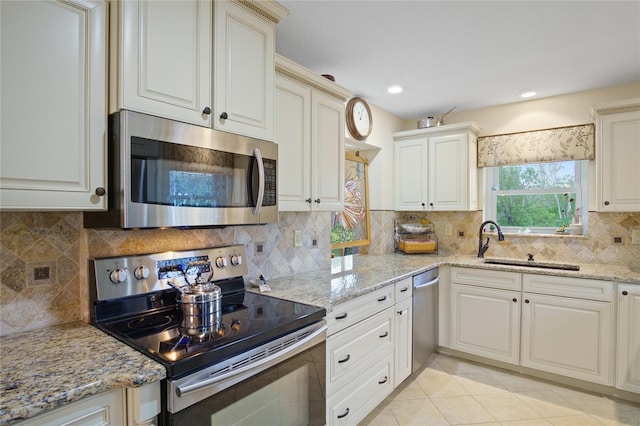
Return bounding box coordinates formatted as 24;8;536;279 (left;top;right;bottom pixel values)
90;245;326;426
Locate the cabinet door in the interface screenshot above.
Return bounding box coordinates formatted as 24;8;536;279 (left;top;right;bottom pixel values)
119;0;211;126
214;0;275;141
617;284;640;393
17;388;125;426
311;91;344;211
429;132;477;210
394;138;428;210
597;109;640;211
394;297;413;387
275;76;312;211
0;0;106;210
521;293;613;385
450;284;520;364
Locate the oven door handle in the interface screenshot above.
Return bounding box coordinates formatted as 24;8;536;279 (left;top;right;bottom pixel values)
251;147;265;216
175;324;327;398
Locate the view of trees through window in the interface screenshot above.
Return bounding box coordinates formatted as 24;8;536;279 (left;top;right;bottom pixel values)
494;161;578;230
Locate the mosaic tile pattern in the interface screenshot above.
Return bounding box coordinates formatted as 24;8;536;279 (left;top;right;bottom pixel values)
1;209;639;335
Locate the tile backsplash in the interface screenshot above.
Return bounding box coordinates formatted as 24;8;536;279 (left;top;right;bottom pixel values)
1;210;638;335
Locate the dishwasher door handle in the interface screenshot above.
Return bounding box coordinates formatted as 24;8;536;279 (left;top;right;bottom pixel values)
414;276;439;289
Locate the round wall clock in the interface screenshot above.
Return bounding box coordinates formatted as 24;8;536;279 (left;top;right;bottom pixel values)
346;97;373;141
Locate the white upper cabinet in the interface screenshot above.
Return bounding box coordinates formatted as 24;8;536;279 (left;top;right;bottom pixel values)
393;123;480;211
113;0;212;126
214;1;282;141
592;99;640;212
0;0;107;210
275;55;352;212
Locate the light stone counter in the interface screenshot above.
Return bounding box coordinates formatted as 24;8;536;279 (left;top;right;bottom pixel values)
0;322;166;426
249;253;640;311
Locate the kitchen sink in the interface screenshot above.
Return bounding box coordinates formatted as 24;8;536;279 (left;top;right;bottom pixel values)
483;258;580;271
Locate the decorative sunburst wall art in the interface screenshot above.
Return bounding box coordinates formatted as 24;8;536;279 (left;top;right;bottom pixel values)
331;152;371;250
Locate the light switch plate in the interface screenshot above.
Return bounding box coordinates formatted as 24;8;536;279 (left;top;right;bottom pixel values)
632;229;640;245
294;230;302;247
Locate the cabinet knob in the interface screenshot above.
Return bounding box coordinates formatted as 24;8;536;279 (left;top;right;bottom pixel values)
622;291;629;296
429;202;434;207
315;198;321;204
202;107;211;115
512;298;517;303
421;202;426;207
220;112;228;120
337;408;350;419
305;198;312;204
525;299;530;304
95;187;106;197
604;201;610;206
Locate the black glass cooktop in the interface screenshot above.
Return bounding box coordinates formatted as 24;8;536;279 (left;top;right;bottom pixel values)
99;291;325;379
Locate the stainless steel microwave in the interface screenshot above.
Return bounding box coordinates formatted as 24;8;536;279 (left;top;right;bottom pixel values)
84;110;277;229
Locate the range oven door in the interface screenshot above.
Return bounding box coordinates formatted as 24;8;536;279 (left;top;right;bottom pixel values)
163;322;326;426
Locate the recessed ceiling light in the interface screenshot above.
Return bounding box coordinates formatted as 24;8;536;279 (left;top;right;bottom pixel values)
520;91;537;98
387;85;403;94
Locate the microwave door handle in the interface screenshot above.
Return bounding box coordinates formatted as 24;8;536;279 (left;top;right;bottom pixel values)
252;148;265;216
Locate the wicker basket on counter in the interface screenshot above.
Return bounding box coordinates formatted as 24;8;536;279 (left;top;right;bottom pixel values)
394;215;438;254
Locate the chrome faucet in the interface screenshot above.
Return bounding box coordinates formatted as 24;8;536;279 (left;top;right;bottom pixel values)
478;220;505;258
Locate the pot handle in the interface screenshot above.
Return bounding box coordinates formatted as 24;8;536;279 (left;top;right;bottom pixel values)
439;106;457;122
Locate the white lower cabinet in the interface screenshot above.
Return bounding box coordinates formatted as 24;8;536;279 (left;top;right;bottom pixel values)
450;283;521;365
394;278;413;387
616;284;640;393
16;383;160;426
327;355;394;426
326;280;417;426
521;293;613;385
16;389;125;426
448;267;616;388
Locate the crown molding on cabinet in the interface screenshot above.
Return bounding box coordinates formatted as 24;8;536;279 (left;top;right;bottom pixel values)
275;54;353;101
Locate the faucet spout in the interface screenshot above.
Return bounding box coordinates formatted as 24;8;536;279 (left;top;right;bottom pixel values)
478;220;505;258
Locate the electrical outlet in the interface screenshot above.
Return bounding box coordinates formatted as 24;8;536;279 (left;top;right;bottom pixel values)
632;229;640;245
312;238;318;247
255;241;266;255
458;231;465;237
613;236;623;245
294;230;302;247
445;224;453;236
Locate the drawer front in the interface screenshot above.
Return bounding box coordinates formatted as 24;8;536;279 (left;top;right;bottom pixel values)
451;266;521;291
327;307;394;390
327;286;394;335
395;277;413;301
523;274;613;302
327;355;394;426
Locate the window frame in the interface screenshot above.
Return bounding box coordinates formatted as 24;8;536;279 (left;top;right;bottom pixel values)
483;160;588;235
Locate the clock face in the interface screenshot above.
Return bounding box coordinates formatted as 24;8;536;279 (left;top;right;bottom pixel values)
347;97;372;140
354;102;370;135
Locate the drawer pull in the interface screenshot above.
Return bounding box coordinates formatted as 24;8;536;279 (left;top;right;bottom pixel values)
377;296;387;302
379;331;389;338
400;287;409;292
397;310;405;315
338;354;351;364
337;408;350;419
335;313;348;320
378;376;388;384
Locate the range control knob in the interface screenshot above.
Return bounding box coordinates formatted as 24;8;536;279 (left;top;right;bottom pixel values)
230;254;242;266
134;265;150;280
215;256;228;268
109;268;127;284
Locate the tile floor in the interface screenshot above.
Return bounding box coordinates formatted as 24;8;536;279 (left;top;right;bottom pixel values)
360;354;640;426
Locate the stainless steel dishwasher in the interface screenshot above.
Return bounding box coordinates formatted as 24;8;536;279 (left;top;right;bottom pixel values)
413;267;439;372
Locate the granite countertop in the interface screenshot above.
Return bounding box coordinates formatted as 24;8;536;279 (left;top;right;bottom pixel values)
0;322;166;426
249;254;640;312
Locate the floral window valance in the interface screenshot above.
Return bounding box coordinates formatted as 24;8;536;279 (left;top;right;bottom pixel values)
477;123;595;168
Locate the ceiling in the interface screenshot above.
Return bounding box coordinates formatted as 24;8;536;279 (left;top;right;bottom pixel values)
275;1;640;120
